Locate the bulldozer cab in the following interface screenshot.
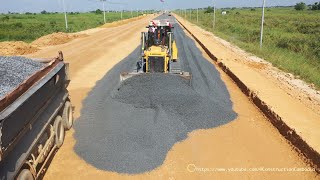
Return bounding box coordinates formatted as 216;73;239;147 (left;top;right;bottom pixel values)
140;30;174;74
147;27;167;47
146;20;174;47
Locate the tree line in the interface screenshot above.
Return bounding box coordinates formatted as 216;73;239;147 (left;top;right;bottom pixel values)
295;1;320;10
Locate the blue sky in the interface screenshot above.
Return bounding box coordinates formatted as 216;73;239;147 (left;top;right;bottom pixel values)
0;0;318;13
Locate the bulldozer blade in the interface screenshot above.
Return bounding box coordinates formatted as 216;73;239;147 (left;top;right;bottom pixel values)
120;72;192;86
174;71;192;86
120;72;142;82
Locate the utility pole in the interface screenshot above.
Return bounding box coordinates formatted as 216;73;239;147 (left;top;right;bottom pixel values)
102;0;106;24
62;0;68;31
213;0;216;30
197;8;199;23
260;0;266;49
189;9;191;20
184;9;186;19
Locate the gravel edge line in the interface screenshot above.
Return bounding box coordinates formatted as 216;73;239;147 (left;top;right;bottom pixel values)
175;17;320;173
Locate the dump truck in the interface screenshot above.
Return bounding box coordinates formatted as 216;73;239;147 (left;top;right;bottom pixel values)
120;20;191;84
0;52;73;180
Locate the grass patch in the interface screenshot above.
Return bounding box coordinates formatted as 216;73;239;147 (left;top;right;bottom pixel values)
177;7;320;89
0;12;146;43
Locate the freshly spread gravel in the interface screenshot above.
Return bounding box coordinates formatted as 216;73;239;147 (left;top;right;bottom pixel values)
113;74;234;131
74;15;237;174
0;56;44;98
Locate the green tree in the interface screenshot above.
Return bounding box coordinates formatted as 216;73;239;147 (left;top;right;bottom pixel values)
95;9;103;14
311;2;320;10
204;6;215;13
41;10;47;14
294;2;306;10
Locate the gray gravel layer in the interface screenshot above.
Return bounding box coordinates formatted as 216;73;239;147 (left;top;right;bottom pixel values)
74;15;237;174
0;56;44;99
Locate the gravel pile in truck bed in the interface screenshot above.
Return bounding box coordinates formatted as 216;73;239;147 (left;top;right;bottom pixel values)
0;56;45;99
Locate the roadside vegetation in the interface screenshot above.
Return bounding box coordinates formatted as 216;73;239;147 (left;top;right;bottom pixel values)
177;6;320;88
0;11;149;42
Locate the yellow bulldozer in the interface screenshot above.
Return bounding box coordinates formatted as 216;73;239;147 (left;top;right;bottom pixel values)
120;20;191;84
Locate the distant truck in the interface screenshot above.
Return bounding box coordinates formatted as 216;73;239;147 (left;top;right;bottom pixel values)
0;52;73;180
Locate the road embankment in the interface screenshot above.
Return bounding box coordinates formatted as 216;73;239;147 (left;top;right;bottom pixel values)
174;14;320;172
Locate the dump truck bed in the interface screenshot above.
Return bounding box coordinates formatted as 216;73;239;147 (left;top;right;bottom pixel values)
0;54;69;162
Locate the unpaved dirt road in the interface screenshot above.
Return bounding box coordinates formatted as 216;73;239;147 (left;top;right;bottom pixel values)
29;15;319;179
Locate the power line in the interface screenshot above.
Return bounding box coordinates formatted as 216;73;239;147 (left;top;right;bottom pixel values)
90;0;128;24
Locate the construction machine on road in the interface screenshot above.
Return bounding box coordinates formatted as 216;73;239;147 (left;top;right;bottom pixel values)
120;20;191;84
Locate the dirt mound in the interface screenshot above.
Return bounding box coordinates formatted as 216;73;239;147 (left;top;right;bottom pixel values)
0;41;39;56
31;32;87;47
100;15;146;28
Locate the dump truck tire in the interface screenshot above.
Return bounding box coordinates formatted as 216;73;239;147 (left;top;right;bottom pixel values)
62;101;73;130
17;169;34;180
54;116;65;148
